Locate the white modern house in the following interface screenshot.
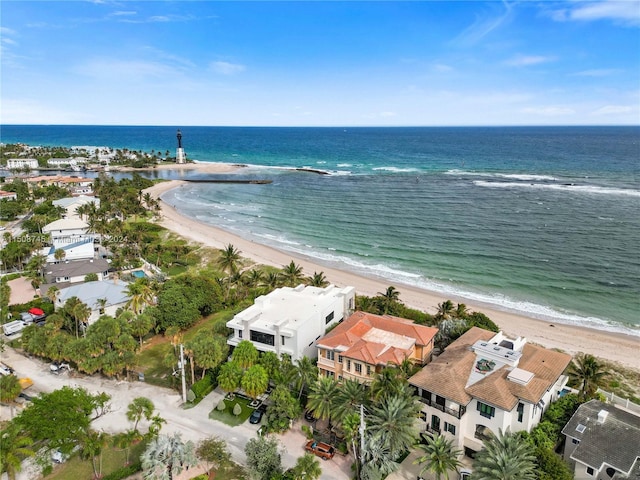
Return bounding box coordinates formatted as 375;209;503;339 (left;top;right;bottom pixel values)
562;399;640;480
0;190;18;201
56;280;129;324
226;284;356;361
408;327;572;458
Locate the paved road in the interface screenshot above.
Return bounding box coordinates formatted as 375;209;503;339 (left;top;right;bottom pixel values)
0;347;352;480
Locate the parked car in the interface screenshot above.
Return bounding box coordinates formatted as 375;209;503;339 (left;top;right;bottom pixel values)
304;410;315;422
18;392;34;402
51;450;67;464
50;362;71;374
249;409;263;424
305;440;335;460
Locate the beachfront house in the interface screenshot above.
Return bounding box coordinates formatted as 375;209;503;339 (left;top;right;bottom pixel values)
316;311;438;383
226;284;356;361
408;327;572;457
561;399;640;480
56;280;129;325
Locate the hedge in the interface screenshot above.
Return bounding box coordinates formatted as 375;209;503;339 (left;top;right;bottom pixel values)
100;461;143;480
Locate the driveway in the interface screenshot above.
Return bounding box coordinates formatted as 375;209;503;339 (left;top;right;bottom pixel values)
0;347;353;480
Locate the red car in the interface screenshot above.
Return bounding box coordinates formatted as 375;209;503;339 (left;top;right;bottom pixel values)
305;440;335;460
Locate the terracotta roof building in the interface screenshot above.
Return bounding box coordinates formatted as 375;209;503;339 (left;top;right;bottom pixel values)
408;327;571;457
316;311;438;384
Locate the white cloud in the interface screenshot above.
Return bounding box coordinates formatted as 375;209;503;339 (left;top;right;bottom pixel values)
380;111;397;117
522;106;576;116
572;68;621;77
505;55;555;66
432;63;454;73
1;98;91;124
549;1;640;26
75;59;177;79
0;27;17;35
591;105;633;115
452;1;514;46
210;61;246;75
111;11;137;17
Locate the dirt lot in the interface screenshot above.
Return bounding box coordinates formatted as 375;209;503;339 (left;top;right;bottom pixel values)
7;277;38;306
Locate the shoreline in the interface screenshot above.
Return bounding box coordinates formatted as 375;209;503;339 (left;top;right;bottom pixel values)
145;179;640;370
111;161;244;173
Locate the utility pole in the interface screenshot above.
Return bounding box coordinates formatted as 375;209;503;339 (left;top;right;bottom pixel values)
179;343;187;403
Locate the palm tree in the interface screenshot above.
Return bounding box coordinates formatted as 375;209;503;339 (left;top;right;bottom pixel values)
307;271;329;287
289;453;322;480
295;356;318;400
454;303;469;319
127;397;156;433
306;377;338;423
360;433;399;480
472;429;537;480
333;379;369;424
141;432;197;480
261;271;280;290
0;424;35;480
217;362;243;396
370;367;405;401
568;353;607;399
80;429;108;480
377;286;400;314
280;260;304;287
436;300;455;320
241;364;269;400
367;393;420;460
218;243;241;275
125;279;155;314
232;340;259;369
414;433;463;480
54;248;66;261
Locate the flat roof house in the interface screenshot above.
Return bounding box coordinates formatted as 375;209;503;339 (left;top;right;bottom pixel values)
562;399;640;480
316;311;438;384
226;284;355;361
409;327;571;457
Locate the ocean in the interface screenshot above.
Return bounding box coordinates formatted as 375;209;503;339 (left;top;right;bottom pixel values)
2;125;639;335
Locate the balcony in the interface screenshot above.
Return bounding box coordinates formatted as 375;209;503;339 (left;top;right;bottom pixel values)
418;397;466;419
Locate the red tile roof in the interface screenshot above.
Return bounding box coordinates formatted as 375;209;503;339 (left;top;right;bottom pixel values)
317;311;438;366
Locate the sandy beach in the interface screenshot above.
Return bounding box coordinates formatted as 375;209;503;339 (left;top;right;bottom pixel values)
145;179;640;370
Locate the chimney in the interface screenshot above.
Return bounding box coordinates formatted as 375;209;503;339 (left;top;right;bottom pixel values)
597;409;609;424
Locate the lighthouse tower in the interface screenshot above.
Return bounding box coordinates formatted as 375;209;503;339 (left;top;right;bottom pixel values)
176;129;186;164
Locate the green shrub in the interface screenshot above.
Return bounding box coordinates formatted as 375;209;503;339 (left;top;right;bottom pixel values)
101;461;143;480
186;389;196;403
191;375;215;399
233;403;242;416
217;399;226;411
301;425;313;439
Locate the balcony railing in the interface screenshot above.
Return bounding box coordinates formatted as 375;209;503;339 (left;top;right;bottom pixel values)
418;397;466;419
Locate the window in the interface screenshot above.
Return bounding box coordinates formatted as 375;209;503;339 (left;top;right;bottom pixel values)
355;363;362;374
326;350;335;361
238;330;243;339
250;330;275;346
444;422;456;435
346;360;351;371
281;336;285;346
421;390;432;402
366;365;372;376
586;467;594;476
571;438;580;445
338;355;343;364
325;311;335;324
477;402;495;419
517;402;524;422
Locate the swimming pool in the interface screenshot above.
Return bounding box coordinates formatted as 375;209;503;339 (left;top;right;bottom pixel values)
132;270;146;279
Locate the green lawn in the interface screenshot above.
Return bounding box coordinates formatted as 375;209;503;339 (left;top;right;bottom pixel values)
208;396;254;427
45;439;147;480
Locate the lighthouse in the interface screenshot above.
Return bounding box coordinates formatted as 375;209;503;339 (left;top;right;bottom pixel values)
176;129;186;164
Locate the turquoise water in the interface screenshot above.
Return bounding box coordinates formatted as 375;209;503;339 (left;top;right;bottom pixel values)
2;125;639;334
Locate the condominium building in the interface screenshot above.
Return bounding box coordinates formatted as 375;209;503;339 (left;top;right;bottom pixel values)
316;311;438;383
226;284;356;361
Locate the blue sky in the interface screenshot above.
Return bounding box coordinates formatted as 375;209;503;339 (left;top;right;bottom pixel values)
1;1;639;126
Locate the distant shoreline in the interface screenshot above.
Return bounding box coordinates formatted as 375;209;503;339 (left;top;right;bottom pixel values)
145;178;640;370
